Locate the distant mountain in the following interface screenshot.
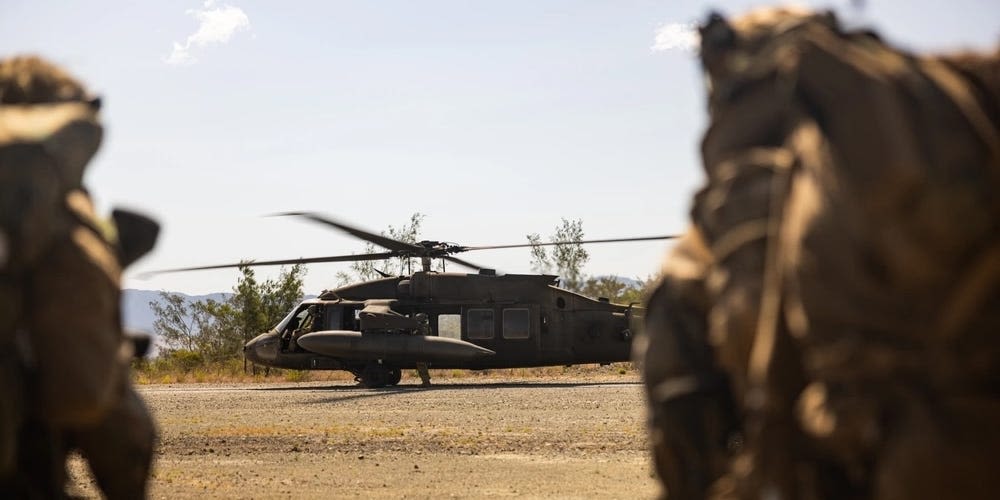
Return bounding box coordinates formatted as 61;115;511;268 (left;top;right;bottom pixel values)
122;289;232;334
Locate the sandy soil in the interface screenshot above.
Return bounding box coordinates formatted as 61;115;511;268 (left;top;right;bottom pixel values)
68;373;659;499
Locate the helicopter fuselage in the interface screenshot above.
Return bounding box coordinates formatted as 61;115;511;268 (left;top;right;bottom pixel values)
244;271;640;375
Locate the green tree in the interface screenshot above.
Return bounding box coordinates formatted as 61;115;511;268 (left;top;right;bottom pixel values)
618;275;659;305
527;218;589;291
189;298;239;361
231;263;306;345
580;276;629;302
526;219;661;302
149;292;203;352
580;275;659;304
150;264;306;362
149;293;234;360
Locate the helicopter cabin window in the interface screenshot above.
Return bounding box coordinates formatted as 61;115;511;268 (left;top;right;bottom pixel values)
323;306;343;331
341;307;361;331
466;309;494;339
502;308;530;339
437;314;462;340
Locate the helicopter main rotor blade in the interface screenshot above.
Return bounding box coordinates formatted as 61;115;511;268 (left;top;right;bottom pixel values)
275;212;425;254
442;255;485;272
462;235;680;252
141;251;397;276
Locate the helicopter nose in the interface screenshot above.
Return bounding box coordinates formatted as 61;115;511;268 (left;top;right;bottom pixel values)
244;332;279;364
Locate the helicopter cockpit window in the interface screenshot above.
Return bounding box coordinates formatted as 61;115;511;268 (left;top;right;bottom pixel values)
277;304;312;334
273;306;300;332
437;314;461;340
466;309;494;340
502;308;530;339
296;305;321;333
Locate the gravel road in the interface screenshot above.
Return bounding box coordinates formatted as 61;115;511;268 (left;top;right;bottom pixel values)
68;374;659;499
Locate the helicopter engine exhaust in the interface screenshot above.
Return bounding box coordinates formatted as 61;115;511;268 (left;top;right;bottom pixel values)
296;330;495;363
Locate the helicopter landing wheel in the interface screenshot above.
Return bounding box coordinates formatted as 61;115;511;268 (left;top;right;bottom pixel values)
360;363;391;388
387;368;402;386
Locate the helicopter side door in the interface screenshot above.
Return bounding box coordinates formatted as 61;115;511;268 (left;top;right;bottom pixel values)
320;304;362;331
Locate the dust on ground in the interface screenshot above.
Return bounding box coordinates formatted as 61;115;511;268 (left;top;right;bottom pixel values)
68;373;658;499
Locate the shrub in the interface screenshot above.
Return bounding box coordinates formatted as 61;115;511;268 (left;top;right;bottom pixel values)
283;370;310;382
163;349;204;372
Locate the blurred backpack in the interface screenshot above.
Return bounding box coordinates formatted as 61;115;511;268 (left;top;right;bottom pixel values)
642;7;999;499
0;100;104;475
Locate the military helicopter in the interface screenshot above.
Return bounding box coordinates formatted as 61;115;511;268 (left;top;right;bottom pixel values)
157;213;677;387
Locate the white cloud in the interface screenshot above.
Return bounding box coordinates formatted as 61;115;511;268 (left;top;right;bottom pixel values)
651;22;699;53
164;1;251;66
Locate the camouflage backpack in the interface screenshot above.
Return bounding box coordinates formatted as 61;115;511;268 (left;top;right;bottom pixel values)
641;8;999;499
0;57;159;497
0;98;107;474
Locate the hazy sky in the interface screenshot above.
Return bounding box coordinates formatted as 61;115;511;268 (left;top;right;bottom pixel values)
2;1;997;294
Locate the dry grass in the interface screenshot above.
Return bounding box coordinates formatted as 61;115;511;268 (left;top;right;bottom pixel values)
131;359;637;385
70;379;657;499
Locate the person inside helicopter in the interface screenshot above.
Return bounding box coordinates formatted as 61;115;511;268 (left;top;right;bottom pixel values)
279;314;300;351
289;305;321;352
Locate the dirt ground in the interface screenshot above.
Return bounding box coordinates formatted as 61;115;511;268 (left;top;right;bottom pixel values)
68;372;659;499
